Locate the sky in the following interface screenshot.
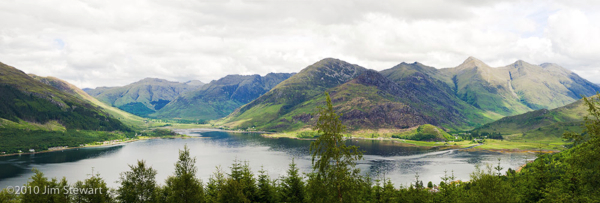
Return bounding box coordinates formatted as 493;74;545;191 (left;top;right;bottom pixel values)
1;0;600;88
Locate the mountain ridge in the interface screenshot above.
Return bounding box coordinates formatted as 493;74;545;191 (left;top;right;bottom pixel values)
83;77;205;116
151;73;294;120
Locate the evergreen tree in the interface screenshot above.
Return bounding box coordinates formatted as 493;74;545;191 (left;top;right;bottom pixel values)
280;159;305;203
257;166;277;203
117;160;158;203
205;166;226;202
308;92;363;202
164;145;204;203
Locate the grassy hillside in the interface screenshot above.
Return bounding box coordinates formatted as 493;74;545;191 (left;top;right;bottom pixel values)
30;75;149;130
0;62;134;153
438;57;600;117
472;96;593;140
84;78;204;116
151;73;293;120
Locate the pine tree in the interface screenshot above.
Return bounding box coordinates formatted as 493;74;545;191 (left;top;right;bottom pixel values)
280;159;305;203
164;145;204;203
257;166;277;203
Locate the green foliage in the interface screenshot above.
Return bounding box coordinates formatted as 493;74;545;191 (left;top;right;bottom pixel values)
20;169;70;203
392;124;458;141
0;129;133;153
72;173;113;203
256;166;278;203
280;159;305;203
117;160;158;203
296;131;320;138
163;145;204;203
0;188;19;203
309;92;364;202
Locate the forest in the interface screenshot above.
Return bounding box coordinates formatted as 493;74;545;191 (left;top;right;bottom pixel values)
1;93;599;202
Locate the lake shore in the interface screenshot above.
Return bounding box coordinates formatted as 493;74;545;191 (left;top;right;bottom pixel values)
0;135;191;158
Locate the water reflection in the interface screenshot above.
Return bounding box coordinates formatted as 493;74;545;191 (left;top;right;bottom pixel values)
0;145;123;180
0;130;535;188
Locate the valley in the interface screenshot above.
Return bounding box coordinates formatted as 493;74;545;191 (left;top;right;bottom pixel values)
2;56;598;154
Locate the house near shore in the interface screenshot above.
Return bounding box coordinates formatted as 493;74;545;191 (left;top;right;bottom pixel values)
29;149;35;153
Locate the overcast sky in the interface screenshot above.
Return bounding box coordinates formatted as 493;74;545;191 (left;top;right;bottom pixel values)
1;0;600;88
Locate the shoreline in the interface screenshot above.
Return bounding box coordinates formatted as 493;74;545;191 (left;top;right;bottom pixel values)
0;135;190;158
259;132;563;153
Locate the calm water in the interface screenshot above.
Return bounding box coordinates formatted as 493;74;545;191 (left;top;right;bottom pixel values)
0;130;535;189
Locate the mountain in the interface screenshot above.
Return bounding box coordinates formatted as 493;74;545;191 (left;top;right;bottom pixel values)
472;95;594;139
221;58;495;132
29;75;147;129
0;62;132;153
437;57;600;117
151;73;294;120
83;78;204;116
220;58;367;131
380;62;500;123
0;62;128;131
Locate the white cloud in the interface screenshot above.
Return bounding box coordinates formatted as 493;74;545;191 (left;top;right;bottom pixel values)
0;0;600;88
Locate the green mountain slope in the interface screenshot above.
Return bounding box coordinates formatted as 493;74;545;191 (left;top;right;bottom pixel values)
0;62;129;131
30;75;147;129
151;73;294;120
472;96;593;139
438;57;600;117
84;78;204;116
221;58;496;132
0;62;132;153
380;62;501;124
220;58;367;131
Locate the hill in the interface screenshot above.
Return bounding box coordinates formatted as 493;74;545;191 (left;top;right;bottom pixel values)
0;62;132;153
151;73;294;120
472;95;594;139
438;57;600;116
83;78;204;116
29;75;148;129
391;124;455;141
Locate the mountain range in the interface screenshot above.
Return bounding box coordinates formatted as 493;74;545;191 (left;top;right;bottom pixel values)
218;57;600;132
83;78;205;116
150;73;294;120
4;56;598;139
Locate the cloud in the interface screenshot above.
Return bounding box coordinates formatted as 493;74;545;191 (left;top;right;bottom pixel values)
0;0;599;88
